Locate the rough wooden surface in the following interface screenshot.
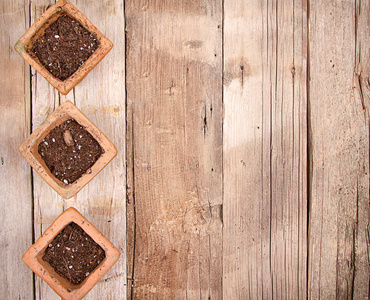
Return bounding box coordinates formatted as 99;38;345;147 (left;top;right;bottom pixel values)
308;0;370;299
223;0;307;298
1;0;369;299
30;3;63;300
72;1;126;298
30;0;126;299
0;0;33;299
126;1;223;299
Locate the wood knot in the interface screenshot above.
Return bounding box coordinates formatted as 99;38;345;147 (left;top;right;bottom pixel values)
63;130;74;147
291;66;296;75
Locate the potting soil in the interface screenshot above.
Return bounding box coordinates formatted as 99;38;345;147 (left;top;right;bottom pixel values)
32;14;100;80
43;222;106;284
38;119;103;184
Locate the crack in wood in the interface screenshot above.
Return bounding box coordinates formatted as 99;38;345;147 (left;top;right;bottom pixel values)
128;109;136;300
203;103;208;137
240;63;244;86
103;272;125;283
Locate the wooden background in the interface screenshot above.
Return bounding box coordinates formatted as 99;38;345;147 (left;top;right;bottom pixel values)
0;0;369;299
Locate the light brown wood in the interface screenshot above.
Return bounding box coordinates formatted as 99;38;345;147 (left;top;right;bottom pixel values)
223;0;308;298
308;0;370;299
126;1;223;298
30;0;126;299
30;2;72;299
72;0;126;298
30;3;63;298
1;0;369;298
0;0;33;298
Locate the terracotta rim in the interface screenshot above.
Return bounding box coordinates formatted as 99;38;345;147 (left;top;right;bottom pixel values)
18;101;117;199
14;0;113;95
22;207;121;300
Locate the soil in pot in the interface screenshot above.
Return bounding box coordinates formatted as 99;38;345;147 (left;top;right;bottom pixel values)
38;119;103;184
32;14;100;80
42;222;106;285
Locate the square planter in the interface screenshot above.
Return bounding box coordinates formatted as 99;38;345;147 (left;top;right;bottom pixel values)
14;0;113;95
19;101;117;199
22;207;121;300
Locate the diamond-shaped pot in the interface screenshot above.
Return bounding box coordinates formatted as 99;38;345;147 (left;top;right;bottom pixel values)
22;207;120;300
14;0;113;95
19;101;117;199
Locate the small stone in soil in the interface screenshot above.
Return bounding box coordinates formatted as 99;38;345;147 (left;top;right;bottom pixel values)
63;130;74;146
42;222;106;285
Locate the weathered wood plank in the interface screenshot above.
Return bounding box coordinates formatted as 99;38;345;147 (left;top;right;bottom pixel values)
126;1;223;298
72;0;126;299
0;1;33;298
29;3;63;299
353;2;370;299
308;0;369;299
30;1;75;299
31;0;126;299
223;0;307;298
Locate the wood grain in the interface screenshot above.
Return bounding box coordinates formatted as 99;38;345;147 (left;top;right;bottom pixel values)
0;0;33;298
30;2;63;298
2;0;369;298
31;0;126;299
126;1;223;298
308;0;370;299
72;0;126;299
223;0;308;298
29;1;70;299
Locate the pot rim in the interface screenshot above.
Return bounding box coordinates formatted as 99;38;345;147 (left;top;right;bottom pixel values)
22;207;121;300
14;0;113;95
18;101;117;199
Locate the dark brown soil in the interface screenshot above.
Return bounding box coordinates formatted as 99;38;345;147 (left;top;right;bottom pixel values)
32;14;100;81
38;119;103;184
43;222;106;285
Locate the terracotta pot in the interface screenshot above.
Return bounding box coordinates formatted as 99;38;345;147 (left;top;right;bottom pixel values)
22;207;120;300
14;0;113;95
19;101;117;199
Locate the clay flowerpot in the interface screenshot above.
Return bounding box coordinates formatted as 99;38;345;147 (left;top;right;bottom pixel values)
19;101;117;199
22;207;120;300
14;0;113;95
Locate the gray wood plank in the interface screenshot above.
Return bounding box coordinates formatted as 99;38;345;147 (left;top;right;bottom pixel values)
29;3;63;299
30;0;126;299
0;0;33;298
71;1;126;299
308;0;369;298
223;0;308;298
